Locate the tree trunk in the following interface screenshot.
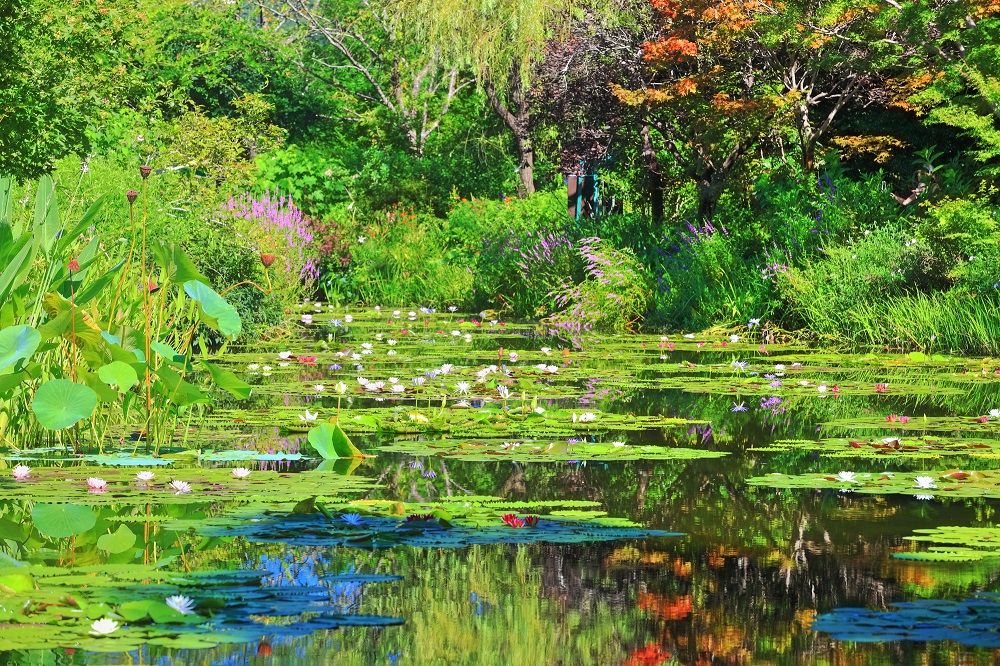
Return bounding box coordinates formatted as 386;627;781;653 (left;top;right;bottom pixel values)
484;64;535;197
640;124;663;223
696;172;722;223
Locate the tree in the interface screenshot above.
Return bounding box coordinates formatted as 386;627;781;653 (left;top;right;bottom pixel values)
252;0;474;157
0;0;138;180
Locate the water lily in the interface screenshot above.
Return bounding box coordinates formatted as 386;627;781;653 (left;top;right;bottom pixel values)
913;476;937;489
835;471;857;483
464;333;472;342
817;384;828;393
341;513;364;526
914;494;935;500
314;384;325;393
729;334;739;343
612;441;626;447
578;412;597;423
344;314;353;323
455;382;471;395
509;352;518;362
232;467;251;479
12;465;30;481
334;382;348;395
87;477;108;491
730;402;748;412
299;410;318;422
135;471;155;483
496;386;510;399
541;347;551;354
90;618;119;636
301;314;313;324
774;364;785;371
990;409;1000;419
534;406;545;414
391;384;406;393
165;595;196;615
440;364;453;374
501;513;525;528
683;333;695;339
412;377;426;387
387;339;397;346
169;480;192;494
451;330;461;337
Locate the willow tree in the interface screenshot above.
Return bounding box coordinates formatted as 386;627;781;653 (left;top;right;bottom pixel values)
391;0;590;196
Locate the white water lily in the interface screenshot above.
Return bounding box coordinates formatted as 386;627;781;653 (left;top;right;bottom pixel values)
232;468;251;479
774;364;785;371
301;314;313;324
990;409;1000;419
440;364;454;374
817;384;828;393
451;330;461;337
835;471;858;483
729;334;739;343
455;382;471;395
387;377;399;384
578;412;597;423
391;384;406;394
387;350;397;356
496;386;511;399
334;382;349;395
90;618;119;635
913;476;937;489
314;384;325;393
612;441;626;447
361;342;373;350
344;314;353;323
540;347;551;354
299;410;318;422
169;480;192;494
12;465;30;480
135;471;155;483
534;406;545;414
683;333;695;339
278;351;293;360
914;494;935;500
387;339;397;346
509;352;519;362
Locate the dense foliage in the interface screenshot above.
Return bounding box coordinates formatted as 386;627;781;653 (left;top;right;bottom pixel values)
1;0;998;351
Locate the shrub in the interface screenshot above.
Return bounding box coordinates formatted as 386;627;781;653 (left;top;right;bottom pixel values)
545;238;651;334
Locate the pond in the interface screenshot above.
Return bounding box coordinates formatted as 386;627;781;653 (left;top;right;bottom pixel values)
5;308;1000;664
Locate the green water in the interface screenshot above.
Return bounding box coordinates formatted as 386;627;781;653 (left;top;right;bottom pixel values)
5;311;1000;664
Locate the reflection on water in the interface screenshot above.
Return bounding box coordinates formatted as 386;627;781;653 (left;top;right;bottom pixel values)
9;340;1000;664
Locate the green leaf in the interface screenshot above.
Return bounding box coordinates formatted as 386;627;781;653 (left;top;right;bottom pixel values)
154;366;209;407
96;525;136;554
307;422;363;459
31;504;96;538
117;599;155;622
152;244;208;285
200;360;252;399
183;281;241;340
75;256;127;306
98;361;139;392
30;379;98;430
33;175;60;254
0;325;40;373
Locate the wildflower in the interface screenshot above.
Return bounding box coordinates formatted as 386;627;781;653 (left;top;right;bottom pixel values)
913;476;936;489
90;618;119;636
341;513;365;526
68;258;80;272
730;402;748;412
169;480;192;494
12;465;30;480
232;468;251;479
314;385;325;393
247;363;260;373
361;342;373;350
455;382;471;395
261;365;272;376
135;471;155;483
409;460;423;469
449;306;458;312
165;595;196;615
87;477;108;491
835;471;857;483
423;470;437;479
358;236;366;244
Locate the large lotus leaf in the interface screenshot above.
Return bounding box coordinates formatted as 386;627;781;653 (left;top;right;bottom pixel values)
200;360;252;399
96;525;136;554
31;504;97;538
0;324;40;372
30;379;98;430
98;361;138;392
183;281;242;340
307;422;362;459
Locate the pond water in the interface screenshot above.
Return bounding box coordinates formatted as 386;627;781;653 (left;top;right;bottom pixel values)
6;310;1000;664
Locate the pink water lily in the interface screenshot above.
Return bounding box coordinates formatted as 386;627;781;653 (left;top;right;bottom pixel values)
87;477;108;491
11;465;30;481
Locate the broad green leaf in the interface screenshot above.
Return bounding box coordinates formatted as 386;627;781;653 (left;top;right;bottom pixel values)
307;422;362;459
0;325;40;373
30;379;98;430
154;366;209;407
31;503;96;538
75;256;127;306
98;361;138;392
183;281;242;339
96;525;136;554
200;360;252;399
152;244;208;285
33;174;60;253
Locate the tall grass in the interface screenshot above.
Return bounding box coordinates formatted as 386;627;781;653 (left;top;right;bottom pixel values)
808;292;1000;355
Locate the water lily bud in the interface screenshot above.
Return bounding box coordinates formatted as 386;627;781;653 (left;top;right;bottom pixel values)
126;189;139;204
139;165;152;179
